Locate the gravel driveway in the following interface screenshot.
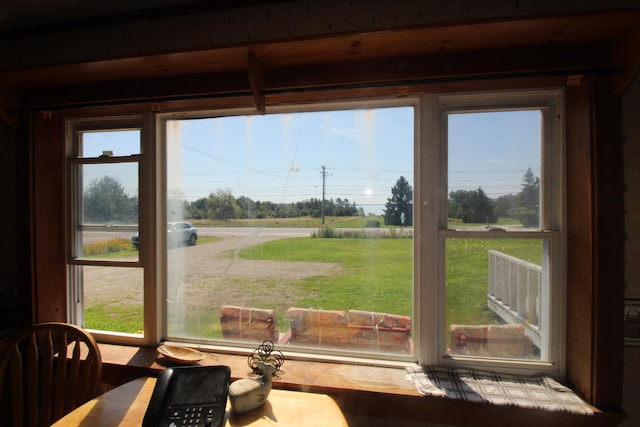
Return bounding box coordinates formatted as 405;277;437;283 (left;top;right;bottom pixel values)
84;231;342;317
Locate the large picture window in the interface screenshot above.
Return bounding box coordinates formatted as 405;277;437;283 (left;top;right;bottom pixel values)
160;102;416;360
67;90;564;373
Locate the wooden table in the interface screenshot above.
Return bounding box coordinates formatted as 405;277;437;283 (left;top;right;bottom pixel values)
52;377;348;426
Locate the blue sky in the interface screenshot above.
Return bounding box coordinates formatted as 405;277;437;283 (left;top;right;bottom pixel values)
448;110;541;198
82;106;541;216
166;107;414;214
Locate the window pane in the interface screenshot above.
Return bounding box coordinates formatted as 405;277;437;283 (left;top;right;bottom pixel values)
447;111;541;230
82;266;144;334
165;107;414;357
445;238;544;361
79;130;140;157
76;162;138;261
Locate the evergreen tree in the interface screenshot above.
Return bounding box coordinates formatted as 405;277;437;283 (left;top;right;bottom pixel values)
516;167;540;227
520;167;540;211
383;176;413;226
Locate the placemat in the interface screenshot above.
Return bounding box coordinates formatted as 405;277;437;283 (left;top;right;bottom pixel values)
406;366;593;415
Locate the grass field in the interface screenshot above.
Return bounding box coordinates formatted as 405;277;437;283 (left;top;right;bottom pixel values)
444;238;541;327
238;236;541;332
239;237;413;316
83;217;542;345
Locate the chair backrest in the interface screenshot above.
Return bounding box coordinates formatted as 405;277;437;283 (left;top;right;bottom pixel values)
0;322;103;427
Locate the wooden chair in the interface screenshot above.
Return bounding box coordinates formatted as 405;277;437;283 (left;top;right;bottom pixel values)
0;322;103;427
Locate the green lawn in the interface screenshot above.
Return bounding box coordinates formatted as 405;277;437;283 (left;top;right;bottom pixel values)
84;231;542;342
239;237;413;316
444;238;541;327
85;303;144;333
239;237;541;331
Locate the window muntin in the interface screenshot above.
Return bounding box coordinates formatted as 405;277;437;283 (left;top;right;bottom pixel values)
161;104;415;359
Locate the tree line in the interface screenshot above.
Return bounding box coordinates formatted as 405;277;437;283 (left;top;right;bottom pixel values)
448;167;540;227
82;168;538;228
81;176;364;224
176;190;364;220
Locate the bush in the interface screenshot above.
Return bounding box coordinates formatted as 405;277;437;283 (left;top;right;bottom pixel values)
311;226;337;238
364;220;381;228
311;226;413;239
83;238;134;256
515;208;539;228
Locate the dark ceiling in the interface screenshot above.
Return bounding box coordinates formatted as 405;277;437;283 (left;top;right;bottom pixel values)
0;0;288;34
1;1;639;115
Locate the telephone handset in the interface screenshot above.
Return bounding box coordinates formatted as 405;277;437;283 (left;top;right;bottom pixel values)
142;365;231;427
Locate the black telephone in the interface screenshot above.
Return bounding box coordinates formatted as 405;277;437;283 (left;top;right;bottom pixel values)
142;365;231;427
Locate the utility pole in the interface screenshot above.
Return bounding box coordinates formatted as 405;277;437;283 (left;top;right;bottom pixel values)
321;165;327;225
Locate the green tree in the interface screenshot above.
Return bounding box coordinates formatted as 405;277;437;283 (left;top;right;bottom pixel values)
449;189;472;221
383;176;413;226
448;187;496;223
207;189;241;221
187;197;208;219
83;176;137;224
516;167;540;227
519;167;540;209
236;196;255;219
334;198;359;216
494;193;518;219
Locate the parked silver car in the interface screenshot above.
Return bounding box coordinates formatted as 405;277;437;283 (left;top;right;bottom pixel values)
132;222;198;248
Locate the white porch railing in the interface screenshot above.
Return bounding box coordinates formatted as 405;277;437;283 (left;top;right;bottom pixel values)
487;250;542;348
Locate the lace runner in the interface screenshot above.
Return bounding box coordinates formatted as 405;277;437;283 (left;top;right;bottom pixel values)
405;366;593;415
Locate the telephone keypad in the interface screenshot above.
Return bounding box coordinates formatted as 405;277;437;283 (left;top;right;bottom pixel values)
167;405;223;427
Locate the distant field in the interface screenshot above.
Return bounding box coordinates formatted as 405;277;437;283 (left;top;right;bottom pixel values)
190;215;519;229
191;215;387;228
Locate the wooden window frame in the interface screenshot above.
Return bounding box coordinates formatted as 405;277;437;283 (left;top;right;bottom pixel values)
29;74;624;410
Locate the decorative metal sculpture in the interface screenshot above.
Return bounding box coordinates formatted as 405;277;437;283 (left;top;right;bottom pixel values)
248;340;284;378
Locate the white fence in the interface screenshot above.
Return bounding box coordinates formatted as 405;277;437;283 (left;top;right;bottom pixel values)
487;250;542;348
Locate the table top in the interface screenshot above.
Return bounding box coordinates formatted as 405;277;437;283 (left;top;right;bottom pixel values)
51;377;348;427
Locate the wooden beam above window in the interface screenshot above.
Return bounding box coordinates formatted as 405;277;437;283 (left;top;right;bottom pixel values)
14;41;614;111
248;50;266;114
612;22;640;96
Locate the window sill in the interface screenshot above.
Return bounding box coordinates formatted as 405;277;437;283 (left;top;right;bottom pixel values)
98;344;624;427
